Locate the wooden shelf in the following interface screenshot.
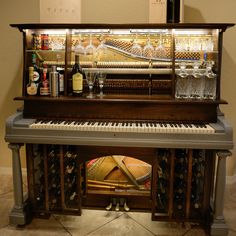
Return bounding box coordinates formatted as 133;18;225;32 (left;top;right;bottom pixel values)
14;95;228;105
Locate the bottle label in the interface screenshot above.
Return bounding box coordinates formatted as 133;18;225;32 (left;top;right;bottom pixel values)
27;83;37;95
33;71;40;82
72;73;83;93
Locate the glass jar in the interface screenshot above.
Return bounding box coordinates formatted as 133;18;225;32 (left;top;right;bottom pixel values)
189;62;204;99
175;62;189;99
203;61;217;100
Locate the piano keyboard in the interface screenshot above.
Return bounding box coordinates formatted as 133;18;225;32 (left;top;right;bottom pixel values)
30;120;215;134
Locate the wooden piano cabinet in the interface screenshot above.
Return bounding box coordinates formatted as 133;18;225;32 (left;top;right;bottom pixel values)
6;23;234;236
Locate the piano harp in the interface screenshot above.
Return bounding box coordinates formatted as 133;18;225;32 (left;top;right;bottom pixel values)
5;23;234;235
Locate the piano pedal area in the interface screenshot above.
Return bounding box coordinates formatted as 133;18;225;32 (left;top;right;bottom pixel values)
26;144;214;232
105;198;130;212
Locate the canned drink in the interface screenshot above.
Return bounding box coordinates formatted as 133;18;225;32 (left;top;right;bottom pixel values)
32;33;41;50
41;34;49;50
49;66;59;97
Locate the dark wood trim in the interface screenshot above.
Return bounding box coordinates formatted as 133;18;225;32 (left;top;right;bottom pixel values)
14;95;228;104
169;149;175;219
186;149;193;219
77;146;156;165
44;145;49;211
59;145;65;210
10;23;235;31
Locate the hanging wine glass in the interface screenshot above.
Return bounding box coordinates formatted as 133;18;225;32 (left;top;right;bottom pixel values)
85;34;96;55
95;34;107;61
130;34;142;57
74;35;85;55
155;34;167;59
143;36;154;59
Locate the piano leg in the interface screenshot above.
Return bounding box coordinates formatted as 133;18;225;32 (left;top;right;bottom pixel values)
8;144;29;226
211;150;232;236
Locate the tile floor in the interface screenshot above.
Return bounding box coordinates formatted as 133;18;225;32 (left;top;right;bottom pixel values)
0;173;235;236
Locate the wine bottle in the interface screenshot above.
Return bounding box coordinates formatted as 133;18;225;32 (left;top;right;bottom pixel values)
156;193;167;210
191;188;201;209
50;187;61;208
174;177;186;193
26;66;37;95
174;191;185;211
158;176;168;194
39;65;50;96
31;53;41;93
167;0;181;23
72;54;83;96
56;53;64;95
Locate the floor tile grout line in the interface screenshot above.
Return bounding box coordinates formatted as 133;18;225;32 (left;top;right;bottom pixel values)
85;212;125;236
126;214;157;236
181;228;192;236
52;215;73;236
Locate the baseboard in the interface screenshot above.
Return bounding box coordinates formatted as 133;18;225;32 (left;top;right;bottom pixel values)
0;167;27;176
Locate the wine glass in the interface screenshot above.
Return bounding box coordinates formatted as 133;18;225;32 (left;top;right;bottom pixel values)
74;35;85;55
85;71;97;98
143;36;154;59
97;72;107;97
130;34;142;57
85;34;96;55
95;34;107;61
155;34;167;59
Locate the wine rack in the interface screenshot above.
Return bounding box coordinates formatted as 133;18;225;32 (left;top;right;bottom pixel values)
26;144;83;216
152;148;211;225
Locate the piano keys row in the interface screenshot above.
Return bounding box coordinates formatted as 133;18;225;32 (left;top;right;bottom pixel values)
30;120;215;134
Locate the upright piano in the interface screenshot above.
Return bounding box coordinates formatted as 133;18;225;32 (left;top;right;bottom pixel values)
5;23;234;235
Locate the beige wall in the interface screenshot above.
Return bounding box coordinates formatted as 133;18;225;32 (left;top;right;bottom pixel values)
0;0;235;175
82;0;149;24
0;0;40;169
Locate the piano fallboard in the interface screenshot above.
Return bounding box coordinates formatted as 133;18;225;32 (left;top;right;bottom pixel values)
14;96;225;123
5;112;233;150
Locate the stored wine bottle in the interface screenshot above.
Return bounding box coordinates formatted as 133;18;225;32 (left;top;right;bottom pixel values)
72;54;83;96
26;66;37;95
174;177;186;193
158;176;168;194
167;0;181;23
31;53;41;93
191;188;201;209
156;193;167;210
56;53;64;95
39;65;50;96
174;191;185;211
49;187;61;208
